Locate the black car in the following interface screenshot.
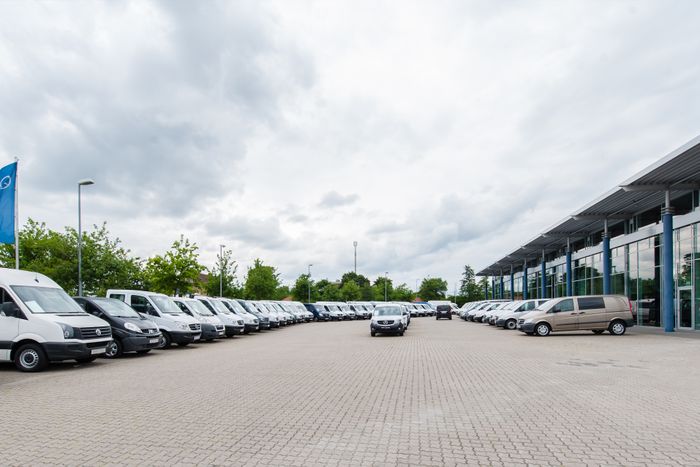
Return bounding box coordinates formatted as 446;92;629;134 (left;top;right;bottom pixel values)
74;297;162;358
435;304;452;320
305;303;331;321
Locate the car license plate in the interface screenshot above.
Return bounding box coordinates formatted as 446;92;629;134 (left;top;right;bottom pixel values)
149;338;159;344
381;326;390;329
91;348;106;355
194;335;200;341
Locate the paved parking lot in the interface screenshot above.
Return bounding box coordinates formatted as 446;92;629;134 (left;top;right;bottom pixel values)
2;317;700;466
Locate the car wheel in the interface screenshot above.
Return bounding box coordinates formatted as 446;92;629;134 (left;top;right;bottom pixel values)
104;339;122;359
136;349;151;354
371;330;376;337
535;323;551;337
449;316;452;320
609;320;626;336
436;317;439;320
592;330;605;335
158;331;172;349
14;343;48;372
506;319;517;330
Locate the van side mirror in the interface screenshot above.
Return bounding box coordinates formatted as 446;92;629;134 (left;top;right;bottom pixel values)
1;302;22;318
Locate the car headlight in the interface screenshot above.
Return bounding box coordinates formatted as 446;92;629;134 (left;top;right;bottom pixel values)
178;322;190;330
57;322;74;339
524;318;534;324
124;322;142;333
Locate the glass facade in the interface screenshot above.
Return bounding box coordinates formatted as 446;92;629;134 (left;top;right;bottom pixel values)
487;219;700;330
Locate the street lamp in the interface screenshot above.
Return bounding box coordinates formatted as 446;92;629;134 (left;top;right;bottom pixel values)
353;241;358;274
219;244;225;297
77;178;95;296
384;271;388;301
308;264;313;302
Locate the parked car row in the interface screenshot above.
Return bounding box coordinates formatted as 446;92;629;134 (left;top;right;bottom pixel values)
458;295;636;336
303;301;435;320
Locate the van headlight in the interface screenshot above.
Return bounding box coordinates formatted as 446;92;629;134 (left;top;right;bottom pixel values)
57;323;74;339
124;322;142;333
523;318;534;324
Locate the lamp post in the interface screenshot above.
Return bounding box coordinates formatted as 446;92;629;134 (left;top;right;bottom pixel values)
384;271;388;301
77;179;95;296
308;264;313;302
219;244;225;297
353;241;358;274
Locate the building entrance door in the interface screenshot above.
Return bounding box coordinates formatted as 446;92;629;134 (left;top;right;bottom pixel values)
677;287;693;329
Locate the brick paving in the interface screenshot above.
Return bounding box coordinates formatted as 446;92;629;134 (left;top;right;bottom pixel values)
2;317;700;465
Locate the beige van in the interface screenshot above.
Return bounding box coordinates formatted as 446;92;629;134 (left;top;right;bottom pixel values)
517;295;634;336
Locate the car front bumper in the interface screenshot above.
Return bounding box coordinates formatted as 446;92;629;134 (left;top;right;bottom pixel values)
122;334;163;352
44;340;111;361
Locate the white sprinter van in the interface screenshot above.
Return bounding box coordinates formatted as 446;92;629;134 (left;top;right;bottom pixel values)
0;268;112;372
106;289;201;348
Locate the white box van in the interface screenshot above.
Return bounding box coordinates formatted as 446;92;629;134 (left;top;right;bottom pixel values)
106;289;201;348
0;268;112;372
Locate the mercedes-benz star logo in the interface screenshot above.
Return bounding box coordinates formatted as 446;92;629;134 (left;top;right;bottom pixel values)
95;328;102;336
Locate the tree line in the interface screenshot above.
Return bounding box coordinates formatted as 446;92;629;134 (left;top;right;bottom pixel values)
0;219;489;303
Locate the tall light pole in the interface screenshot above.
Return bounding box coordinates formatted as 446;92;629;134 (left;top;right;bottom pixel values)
219;244;225;297
384;271;388;301
353;241;358;274
77;179;95;296
308;264;313;302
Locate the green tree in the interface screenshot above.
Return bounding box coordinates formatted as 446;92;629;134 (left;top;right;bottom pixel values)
0;219;144;295
316;279;341;301
459;265;483;302
339;280;361;301
373;276;393;301
274;285;292;300
419;277;448;300
144;235;203;295
204;249;241;297
292;273;316;302
340;271;371;288
243;258;280;299
391;283;414;302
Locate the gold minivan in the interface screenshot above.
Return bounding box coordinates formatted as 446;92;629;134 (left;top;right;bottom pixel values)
517;295;634;336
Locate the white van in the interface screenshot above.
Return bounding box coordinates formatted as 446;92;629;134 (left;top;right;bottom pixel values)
0;268;112;372
106;289;201;348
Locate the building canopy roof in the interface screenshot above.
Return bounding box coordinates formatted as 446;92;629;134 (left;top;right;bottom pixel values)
478;135;700;276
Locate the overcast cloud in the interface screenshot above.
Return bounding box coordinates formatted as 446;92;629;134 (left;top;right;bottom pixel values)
1;0;699;292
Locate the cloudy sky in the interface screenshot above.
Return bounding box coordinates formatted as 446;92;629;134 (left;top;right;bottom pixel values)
1;0;699;291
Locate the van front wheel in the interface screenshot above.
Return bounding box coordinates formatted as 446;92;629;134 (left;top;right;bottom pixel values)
158;332;172;349
14;343;48;372
535;323;551;337
609;321;627;336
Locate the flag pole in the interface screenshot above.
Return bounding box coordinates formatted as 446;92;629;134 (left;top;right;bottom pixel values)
14;158;19;269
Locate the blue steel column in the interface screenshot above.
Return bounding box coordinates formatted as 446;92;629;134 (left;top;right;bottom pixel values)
499;273;504;299
484;277;488;299
510;266;515;301
540;250;547;299
603;219;611;294
522;260;528;300
663;191;675;332
491;277;495;299
566;237;573;296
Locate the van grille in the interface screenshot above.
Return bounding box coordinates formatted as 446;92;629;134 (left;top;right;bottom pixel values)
143;328;158;335
377;320;394;325
215;325;224;332
518;319;525;325
237;320;244;325
79;326;112;339
189;323;201;332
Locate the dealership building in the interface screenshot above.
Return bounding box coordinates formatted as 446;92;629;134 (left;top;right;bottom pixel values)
477;135;700;332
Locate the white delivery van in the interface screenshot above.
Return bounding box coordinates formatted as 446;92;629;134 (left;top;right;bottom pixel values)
0;268;112;372
106;289;201;348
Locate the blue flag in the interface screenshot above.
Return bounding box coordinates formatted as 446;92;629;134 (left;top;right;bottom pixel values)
0;162;17;244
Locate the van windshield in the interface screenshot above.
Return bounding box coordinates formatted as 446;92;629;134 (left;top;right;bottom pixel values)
150;295;184;315
12;286;85;314
374;306;401;316
211;300;231;314
227;300;248;315
92;298;141;318
187;300;213;316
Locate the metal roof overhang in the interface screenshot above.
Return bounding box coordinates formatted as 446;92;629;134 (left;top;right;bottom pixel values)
478;135;700;276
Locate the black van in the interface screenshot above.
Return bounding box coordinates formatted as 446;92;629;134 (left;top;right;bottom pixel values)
74;297;162;358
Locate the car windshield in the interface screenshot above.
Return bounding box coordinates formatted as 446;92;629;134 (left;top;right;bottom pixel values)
150;295;184;315
374;306;402;316
92;298;141;318
187;300;213;316
211;300;231;314
12;286;85;314
227;300;248;315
